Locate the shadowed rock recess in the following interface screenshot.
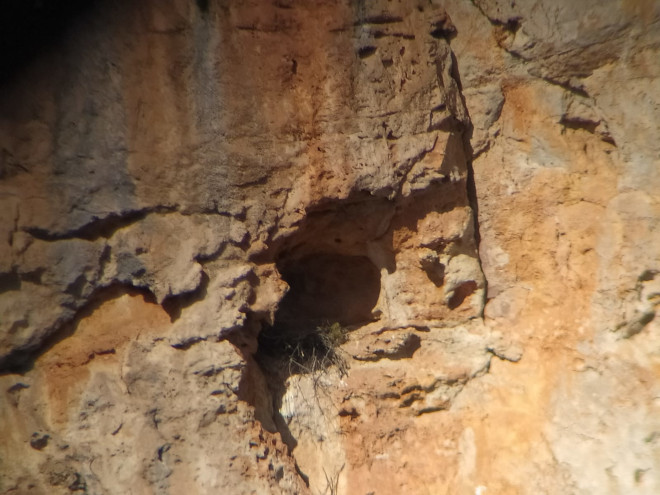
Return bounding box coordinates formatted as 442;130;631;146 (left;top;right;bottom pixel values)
1;0;659;494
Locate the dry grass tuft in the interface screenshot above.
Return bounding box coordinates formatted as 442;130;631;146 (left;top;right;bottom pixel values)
256;320;349;378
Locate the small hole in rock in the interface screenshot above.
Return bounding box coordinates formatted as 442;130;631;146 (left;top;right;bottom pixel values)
448;281;477;309
196;0;209;13
256;253;380;375
358;46;377;59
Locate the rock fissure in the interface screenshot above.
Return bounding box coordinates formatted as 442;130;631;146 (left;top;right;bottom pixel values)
23;207;176;242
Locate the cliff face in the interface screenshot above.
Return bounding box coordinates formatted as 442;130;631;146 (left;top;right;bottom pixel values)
0;1;659;494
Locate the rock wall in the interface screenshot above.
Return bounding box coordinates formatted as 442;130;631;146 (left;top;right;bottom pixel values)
449;1;660;492
0;0;659;494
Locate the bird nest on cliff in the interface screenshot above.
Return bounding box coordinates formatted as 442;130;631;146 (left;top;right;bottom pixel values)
256;320;349;378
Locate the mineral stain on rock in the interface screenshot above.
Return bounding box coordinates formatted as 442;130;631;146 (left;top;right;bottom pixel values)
1;0;660;494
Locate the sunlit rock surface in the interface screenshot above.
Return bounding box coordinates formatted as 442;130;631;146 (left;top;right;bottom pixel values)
0;0;659;493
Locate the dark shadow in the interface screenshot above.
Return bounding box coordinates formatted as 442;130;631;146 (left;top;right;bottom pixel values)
446;45;488;316
195;0;209;14
0;0;96;86
0;270;21;294
162;271;210;322
448;280;478;309
429;12;457;41
24;207;176;242
449;50;482;249
276;253;380;329
421;260;445;287
559;117;599;134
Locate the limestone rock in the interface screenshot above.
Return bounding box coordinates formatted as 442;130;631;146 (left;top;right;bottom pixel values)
1;0;659;493
446;0;660;492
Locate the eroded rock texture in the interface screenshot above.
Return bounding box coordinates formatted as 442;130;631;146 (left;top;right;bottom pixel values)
0;0;658;493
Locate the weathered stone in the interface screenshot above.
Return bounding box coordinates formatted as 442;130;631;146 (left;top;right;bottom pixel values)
1;0;659;493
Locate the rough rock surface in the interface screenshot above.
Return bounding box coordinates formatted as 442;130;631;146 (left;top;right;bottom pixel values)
0;0;659;494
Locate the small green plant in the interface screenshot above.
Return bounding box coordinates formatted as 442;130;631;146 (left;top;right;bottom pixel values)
318;321;348;349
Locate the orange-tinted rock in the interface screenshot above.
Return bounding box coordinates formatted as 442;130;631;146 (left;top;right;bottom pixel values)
1;0;659;493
